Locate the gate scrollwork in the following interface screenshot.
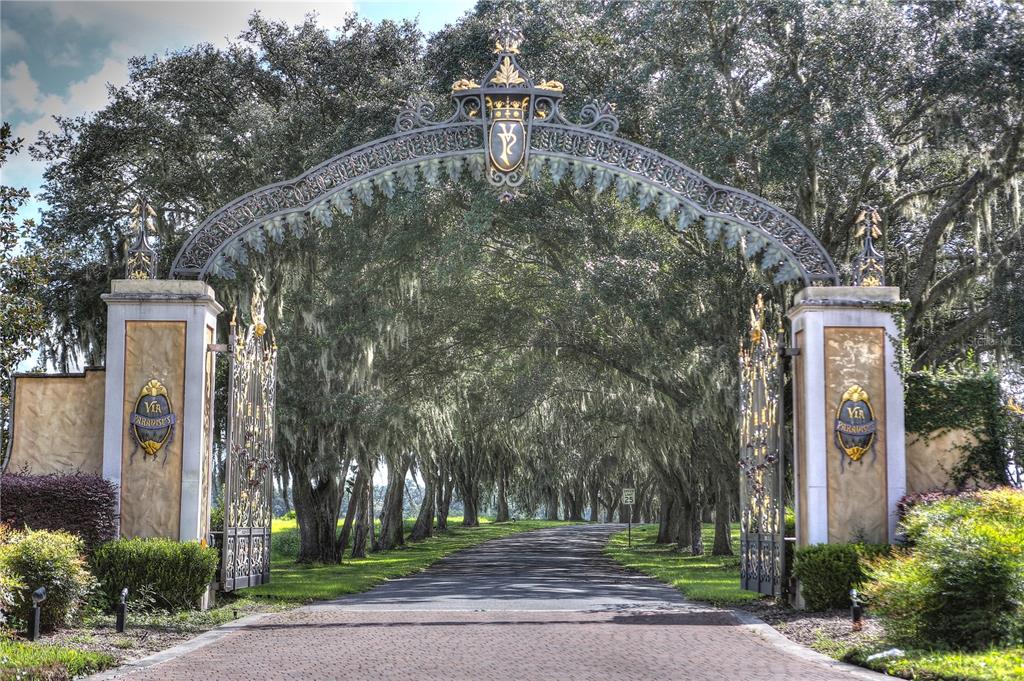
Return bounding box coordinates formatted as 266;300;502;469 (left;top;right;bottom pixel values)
738;294;786;597
221;296;277;591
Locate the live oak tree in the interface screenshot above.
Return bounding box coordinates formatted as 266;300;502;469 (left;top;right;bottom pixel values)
17;1;1023;561
0;124;48;454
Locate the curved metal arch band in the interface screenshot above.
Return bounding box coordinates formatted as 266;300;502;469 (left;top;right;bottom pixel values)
170;122;838;284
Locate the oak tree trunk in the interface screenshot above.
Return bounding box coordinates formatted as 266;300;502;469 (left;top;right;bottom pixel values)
435;471;452;532
337;467;365;556
543;486;560;520
349;474;371;559
712;480;734;556
495;469;510;522
290;457;344;563
376;455;412;551
409;463;436;541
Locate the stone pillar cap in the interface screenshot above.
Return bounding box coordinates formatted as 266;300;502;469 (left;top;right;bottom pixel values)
793;285;902;306
102;279;223;314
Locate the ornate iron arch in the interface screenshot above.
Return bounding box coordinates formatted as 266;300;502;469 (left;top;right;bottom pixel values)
170;21;838;285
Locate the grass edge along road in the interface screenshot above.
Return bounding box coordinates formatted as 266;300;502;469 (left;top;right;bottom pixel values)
606;525;1024;681
604;523;756;605
251;517;574;601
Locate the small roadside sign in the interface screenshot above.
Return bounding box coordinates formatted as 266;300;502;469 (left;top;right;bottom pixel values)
622;488;635;505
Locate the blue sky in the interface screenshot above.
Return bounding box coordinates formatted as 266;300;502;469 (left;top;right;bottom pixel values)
1;1;476;223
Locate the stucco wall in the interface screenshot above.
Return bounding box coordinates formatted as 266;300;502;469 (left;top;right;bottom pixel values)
5;369;105;475
906;429;974;494
119;320;186;539
824;326;888;544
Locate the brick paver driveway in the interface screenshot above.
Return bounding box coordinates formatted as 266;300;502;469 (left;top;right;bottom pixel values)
96;525;886;680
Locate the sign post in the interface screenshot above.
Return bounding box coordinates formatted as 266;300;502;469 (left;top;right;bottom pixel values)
622;488;635;547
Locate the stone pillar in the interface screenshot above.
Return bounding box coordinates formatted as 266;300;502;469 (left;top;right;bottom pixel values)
788;286;906;548
102;280;222;543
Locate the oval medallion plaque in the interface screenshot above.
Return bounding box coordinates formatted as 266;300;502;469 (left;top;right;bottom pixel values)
834;384;876;464
129;379;176;461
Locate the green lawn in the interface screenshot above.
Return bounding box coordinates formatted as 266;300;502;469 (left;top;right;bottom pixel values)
821;640;1024;681
250;517;573;602
0;639;115;680
604;523;759;605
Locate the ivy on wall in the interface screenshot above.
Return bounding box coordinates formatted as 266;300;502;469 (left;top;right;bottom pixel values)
904;363;1011;487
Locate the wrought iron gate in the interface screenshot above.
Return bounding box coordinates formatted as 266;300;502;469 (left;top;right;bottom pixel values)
738;295;788;597
220;308;277;591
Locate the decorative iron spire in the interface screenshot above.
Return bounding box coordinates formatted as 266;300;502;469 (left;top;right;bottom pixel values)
850;206;885;286
491;16;523;55
126;199;158;279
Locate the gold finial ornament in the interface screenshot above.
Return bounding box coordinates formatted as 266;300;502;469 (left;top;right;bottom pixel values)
748;293;765;344
492;16;523;54
126;199;158;279
850;206;885;286
250;283;267;337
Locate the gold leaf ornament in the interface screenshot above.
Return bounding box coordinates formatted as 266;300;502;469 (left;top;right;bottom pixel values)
490;57;525;87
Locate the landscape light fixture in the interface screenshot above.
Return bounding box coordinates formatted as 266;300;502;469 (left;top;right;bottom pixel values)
116;588;129;633
850;589;864;632
27;587;46;641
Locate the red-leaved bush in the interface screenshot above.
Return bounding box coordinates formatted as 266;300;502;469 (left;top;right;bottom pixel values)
895;488;974;522
1;473;118;552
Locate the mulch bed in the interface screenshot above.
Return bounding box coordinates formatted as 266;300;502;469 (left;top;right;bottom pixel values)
737;599;884;652
44;624;201;665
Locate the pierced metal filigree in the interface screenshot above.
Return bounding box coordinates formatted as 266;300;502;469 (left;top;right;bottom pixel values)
170;16;839;286
738;295;785;597
850;206;885;286
126;200;158;279
221;297;277;592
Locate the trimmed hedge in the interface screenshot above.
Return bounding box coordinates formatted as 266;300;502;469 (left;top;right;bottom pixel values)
1;473;117;552
90;538;219;611
793;542;890;611
0;529;95;633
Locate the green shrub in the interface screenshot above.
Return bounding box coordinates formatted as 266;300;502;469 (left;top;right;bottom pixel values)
0;565;23;629
0;639;115;680
90;538;219;612
210;505;224;533
865;488;1024;650
793;543;889;611
0;530;95;633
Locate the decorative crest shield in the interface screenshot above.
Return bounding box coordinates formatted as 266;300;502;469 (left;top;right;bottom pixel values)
448;18;566;193
129;379;176;461
834;384;876;465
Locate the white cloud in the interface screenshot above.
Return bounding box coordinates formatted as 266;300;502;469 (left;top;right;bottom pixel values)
49;2;357;58
1;23;28;52
1;62;41;116
1;0;360;225
1;58;129;223
2;58;128;131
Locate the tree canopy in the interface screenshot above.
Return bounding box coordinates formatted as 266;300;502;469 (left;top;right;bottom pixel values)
6;0;1023;560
